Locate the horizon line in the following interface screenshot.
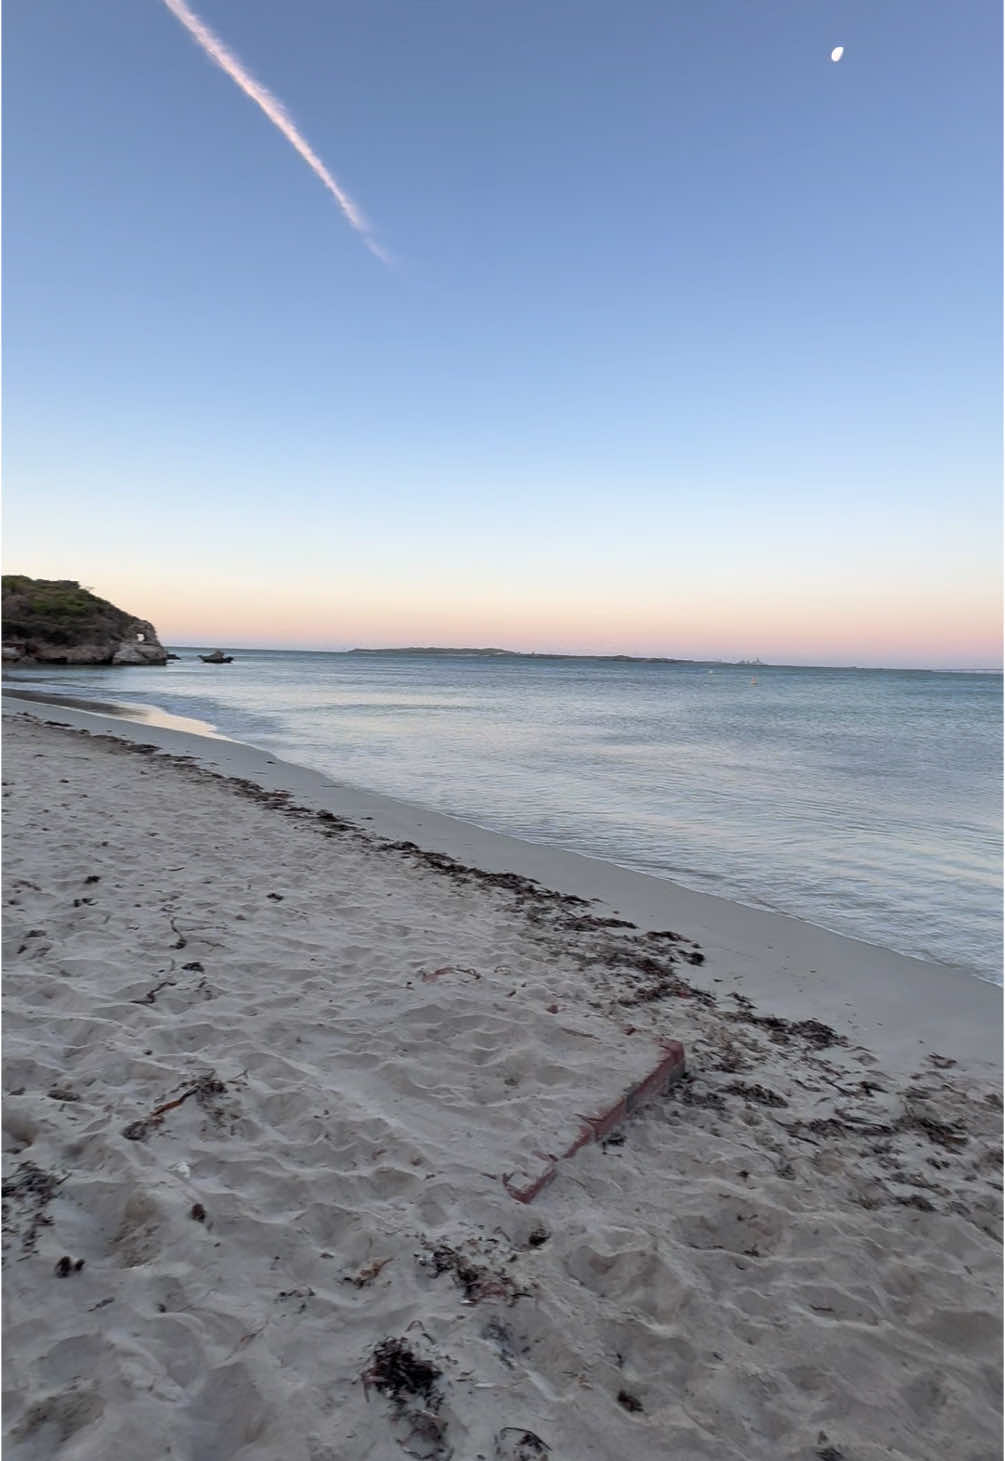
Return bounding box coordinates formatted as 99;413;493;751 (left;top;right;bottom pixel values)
164;644;1004;674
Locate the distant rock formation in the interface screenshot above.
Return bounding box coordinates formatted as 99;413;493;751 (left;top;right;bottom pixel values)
1;577;169;666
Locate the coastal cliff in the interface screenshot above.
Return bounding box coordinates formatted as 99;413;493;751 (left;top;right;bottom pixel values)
1;576;169;665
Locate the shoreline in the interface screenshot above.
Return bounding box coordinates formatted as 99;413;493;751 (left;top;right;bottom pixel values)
3;674;999;986
0;686;227;738
4;690;1001;1078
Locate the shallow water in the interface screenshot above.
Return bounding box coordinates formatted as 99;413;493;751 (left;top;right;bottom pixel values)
7;651;1002;983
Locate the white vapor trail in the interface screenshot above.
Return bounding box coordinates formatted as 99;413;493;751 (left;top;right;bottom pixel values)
160;0;389;262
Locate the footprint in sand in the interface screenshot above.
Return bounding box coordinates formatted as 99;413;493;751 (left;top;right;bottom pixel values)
109;1190;162;1267
9;1385;104;1449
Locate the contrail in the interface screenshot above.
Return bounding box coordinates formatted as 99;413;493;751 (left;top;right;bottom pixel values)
160;0;389;262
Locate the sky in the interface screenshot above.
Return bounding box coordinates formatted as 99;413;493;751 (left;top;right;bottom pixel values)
3;0;1001;668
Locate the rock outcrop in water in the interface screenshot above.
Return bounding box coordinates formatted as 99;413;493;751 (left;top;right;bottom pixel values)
1;577;169;666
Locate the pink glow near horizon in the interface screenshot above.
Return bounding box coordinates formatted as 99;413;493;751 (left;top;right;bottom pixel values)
7;564;998;670
153;600;1002;669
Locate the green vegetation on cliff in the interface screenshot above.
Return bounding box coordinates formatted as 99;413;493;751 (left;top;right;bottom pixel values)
1;576;168;664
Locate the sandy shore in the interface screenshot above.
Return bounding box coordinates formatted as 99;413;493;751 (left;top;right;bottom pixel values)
3;702;1002;1460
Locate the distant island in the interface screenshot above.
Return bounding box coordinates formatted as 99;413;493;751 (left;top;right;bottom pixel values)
1;576;168;666
348;647;686;663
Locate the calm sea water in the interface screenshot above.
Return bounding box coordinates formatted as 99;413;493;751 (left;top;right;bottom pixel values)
7;651;1002;984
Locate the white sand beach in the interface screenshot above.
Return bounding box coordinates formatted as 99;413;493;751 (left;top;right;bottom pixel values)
2;702;1002;1461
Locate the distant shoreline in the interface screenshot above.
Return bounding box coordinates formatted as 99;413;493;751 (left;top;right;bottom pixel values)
154;647;1001;673
346;646;688;663
6;646;1001;674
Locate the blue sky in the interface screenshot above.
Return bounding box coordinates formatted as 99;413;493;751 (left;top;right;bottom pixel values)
3;0;1001;665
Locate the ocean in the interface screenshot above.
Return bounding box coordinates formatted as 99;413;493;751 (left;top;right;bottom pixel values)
6;650;1002;984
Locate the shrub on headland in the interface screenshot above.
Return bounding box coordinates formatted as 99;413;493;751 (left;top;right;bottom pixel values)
1;576;168;665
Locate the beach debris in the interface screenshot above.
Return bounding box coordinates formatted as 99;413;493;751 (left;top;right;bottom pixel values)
130;978;176;1005
312;807;357;836
616;964;706;1005
224;1320;270;1359
419;1239;524;1305
345;1256;393;1288
672;1076;726;1112
894;1192;934;1212
724;1003;847;1050
505;1038;687;1202
364;1339;442;1401
362;1337;450;1458
782;1100;970;1158
617;1388;643;1413
902;1106;969;1150
559;928;715;1006
494;1428;550;1459
2;1162;64;1259
421;965;480;983
276;1287;315;1311
46;1087;81;1102
564;914;637;933
526;1224;550;1248
190;1203;206;1222
54;1255;85;1277
378;840;592;924
121;1072;228;1141
16;928;52;957
724;1081;788;1108
790;1018;846;1048
706;1033;749;1073
481;1317;519;1368
399;1409;450;1459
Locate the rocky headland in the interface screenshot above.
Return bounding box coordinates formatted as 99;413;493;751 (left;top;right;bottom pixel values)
1;577;168;666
